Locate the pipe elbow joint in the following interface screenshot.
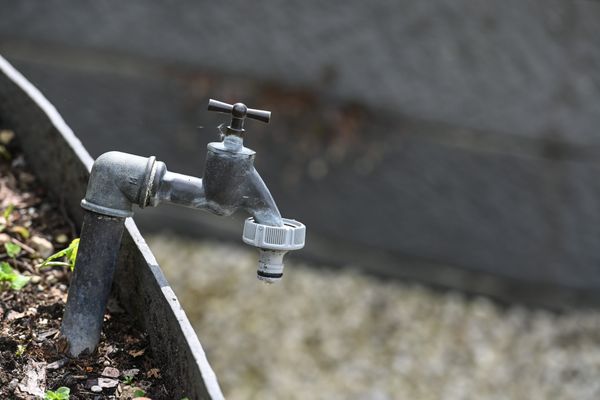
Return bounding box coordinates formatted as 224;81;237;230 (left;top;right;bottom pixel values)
81;151;165;218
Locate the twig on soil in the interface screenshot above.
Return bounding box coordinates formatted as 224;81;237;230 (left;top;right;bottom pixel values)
46;358;69;371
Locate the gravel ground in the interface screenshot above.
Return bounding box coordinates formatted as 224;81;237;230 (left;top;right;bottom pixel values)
149;235;600;400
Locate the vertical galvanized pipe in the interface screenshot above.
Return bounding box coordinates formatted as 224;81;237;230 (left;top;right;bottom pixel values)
60;210;126;357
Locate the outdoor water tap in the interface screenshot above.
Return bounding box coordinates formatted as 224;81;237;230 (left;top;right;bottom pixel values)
61;99;306;357
204;99;306;282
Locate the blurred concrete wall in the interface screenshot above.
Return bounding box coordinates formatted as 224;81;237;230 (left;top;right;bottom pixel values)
1;0;600;305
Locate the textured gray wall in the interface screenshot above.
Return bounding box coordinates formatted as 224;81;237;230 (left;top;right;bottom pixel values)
2;0;600;303
1;0;599;142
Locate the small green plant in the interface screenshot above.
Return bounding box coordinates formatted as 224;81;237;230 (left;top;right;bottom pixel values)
0;204;29;238
38;238;79;271
15;344;26;356
44;386;70;400
0;204;13;232
4;242;21;258
0;144;11;160
0;261;30;290
133;388;146;397
122;374;135;385
2;203;14;221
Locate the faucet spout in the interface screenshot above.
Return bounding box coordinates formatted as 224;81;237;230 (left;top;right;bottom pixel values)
242;167;283;227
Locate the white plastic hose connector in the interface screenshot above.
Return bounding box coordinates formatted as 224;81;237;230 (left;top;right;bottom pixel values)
242;218;306;283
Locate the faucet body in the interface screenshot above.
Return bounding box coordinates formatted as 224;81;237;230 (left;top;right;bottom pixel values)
157;136;283;227
62;100;304;357
81;136;282;227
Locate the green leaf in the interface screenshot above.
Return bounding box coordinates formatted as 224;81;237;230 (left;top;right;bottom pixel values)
10;225;30;239
39;247;70;265
0;261;11;275
44;387;70;400
4;242;21;258
2;203;14;221
10;274;30;290
15;344;26;356
133;389;146;397
39;238;79;271
0;261;30;291
67;238;79;269
0;145;11;160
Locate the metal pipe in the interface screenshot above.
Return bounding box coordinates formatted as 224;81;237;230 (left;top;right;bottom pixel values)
60;210;126;356
155;171;206;209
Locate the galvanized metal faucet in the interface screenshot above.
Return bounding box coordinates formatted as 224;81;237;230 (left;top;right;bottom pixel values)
61;99;306;357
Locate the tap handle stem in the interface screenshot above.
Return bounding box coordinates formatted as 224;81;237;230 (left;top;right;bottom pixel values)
208;99;271;132
246;107;271;123
207;99;233;114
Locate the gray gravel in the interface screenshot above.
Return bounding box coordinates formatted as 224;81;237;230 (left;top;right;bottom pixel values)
148;235;600;400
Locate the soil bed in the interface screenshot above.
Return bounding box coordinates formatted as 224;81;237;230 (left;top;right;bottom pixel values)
0;130;169;399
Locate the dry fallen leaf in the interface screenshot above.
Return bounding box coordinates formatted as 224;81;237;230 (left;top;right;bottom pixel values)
124;334;141;344
5;310;25;321
0;129;15;144
146;368;161;378
128;348;146;357
101;366;120;378
0;233;10;244
122;368;140;378
17;360;47;397
98;377;119;388
10;225;30;239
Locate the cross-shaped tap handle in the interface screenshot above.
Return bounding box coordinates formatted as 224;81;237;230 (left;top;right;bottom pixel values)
208;99;271;133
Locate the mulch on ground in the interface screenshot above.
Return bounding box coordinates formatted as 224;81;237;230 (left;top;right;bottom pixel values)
0;130;170;399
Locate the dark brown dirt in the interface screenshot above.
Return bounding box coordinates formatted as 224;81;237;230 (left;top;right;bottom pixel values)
0;131;170;399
